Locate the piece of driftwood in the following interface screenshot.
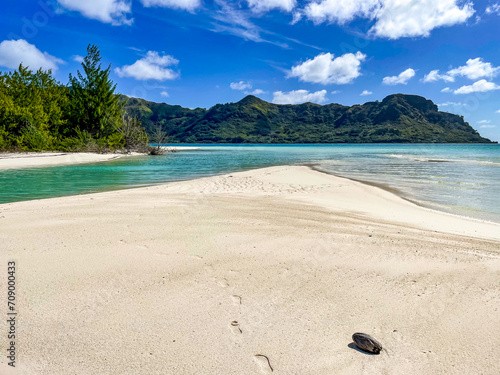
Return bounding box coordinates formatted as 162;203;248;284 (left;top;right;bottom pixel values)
352;333;383;354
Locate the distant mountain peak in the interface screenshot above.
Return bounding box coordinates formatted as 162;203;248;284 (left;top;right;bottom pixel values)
123;94;494;144
237;95;266;105
382;94;438;112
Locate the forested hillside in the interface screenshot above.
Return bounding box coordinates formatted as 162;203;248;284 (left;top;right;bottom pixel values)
123;94;493;143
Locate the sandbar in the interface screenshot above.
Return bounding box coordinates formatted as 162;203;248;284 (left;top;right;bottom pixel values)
1;166;499;374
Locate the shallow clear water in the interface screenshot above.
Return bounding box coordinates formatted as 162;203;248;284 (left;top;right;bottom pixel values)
1;144;499;222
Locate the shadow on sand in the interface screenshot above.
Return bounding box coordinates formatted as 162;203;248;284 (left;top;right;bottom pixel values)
348;342;379;356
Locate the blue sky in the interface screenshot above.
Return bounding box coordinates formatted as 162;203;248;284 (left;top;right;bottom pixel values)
1;0;500;141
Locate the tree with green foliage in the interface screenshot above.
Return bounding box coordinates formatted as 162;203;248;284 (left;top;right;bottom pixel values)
0;64;68;150
0;72;15;149
68;44;122;140
0;46;153;152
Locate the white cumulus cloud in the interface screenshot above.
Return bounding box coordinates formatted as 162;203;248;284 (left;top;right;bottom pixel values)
477;120;490;124
304;0;379;24
370;0;474;39
245;88;266;95
423;69;454;83
57;0;133;25
360;90;372;96
272;89;328;104
425;58;499;84
246;0;296;13
139;0;201;11
115;51;179;81
288;51;366;85
447;58;500;80
230;81;252;90
0;39;64;71
382;68;415;85
160;91;169;97
453;79;500;94
480;124;496;128
496;109;500;113
302;0;474;39
441;87;452;92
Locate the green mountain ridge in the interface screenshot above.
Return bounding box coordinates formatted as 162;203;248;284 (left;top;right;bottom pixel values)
122;94;494;143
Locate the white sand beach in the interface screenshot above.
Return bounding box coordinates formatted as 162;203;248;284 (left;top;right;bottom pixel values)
0;147;199;170
1;165;499;374
0;152;128;170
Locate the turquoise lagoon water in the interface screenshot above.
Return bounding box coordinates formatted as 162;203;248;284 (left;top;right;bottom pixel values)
1;144;499;222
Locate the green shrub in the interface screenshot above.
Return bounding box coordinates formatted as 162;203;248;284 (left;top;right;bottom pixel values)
0;128;12;150
106;132;125;150
55;137;83;151
20;123;51;151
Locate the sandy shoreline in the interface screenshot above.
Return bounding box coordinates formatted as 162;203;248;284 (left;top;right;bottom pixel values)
1;166;499;374
0;152;130;169
0;147;199;170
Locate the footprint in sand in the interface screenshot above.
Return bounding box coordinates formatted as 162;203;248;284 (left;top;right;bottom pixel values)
231;295;242;305
229;320;242;334
392;329;404;342
217;278;230;288
254;354;273;373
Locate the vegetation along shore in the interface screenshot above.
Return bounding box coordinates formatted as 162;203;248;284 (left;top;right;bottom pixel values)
0;45;163;154
0;45;494;153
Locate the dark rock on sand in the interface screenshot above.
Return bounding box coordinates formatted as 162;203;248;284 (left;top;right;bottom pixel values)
352;333;383;354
